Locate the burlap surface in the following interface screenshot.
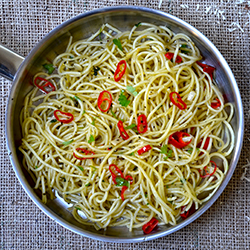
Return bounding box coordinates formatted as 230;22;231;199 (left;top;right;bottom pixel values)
0;0;250;249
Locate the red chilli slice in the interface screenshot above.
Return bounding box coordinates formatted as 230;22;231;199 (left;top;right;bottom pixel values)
142;217;159;234
34;76;55;94
165;52;182;63
137;114;148;134
169;131;192;149
180;203;196;220
97;90;112;112
137;145;152;155
120;175;133;201
211;98;221;109
169;92;187;110
197;61;215;80
199;160;217;178
114;60;127;82
54;110;74;123
109;164;124;184
117;120;130;140
73;148;95;160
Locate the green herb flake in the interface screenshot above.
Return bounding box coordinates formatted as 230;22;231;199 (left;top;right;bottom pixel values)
145;194;148;198
62;139;74;146
169;200;173;204
166;185;169;188
124;123;136;130
35;166;38;169
85;183;90;186
180;44;189;54
75;207;81;210
187;148;193;154
50;119;57;123
113;38;123;51
160;145;173;159
126;86;138;96
135;22;142;27
74;96;81;101
93;66;100;76
115;176;130;188
99;28;102;41
69;56;74;59
91;118;96;126
43;63;55;74
118;90;130;107
70;96;74;101
77;166;84;171
157;105;163;110
88;135;95;144
129;152;135;156
78;126;84;129
82;110;86;116
90;165;97;176
147;203;149;205
110;107;118;120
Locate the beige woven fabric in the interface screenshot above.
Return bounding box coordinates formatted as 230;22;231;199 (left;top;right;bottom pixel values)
0;0;250;249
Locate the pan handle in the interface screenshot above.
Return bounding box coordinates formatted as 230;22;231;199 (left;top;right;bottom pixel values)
0;44;25;81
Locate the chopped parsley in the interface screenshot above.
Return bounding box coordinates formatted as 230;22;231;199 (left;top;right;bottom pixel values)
93;66;100;76
35;166;38;169
157;105;163;110
124;123;136;130
129;152;135;156
62;139;74;146
110;107;118;120
82;110;86;116
160;145;173;159
50;119;57;123
115;176;130;188
43;63;55;74
166;185;169;188
91;117;96;126
88;135;95;144
145;194;148;198
113;38;123;51
99;28;102;41
126;86;138;96
187;148;199;154
147;203;149;205
75;207;81;210
118;90;130;107
180;44;189;54
135;22;142;27
90;165;97;177
77;166;84;171
85;183;90;186
74;95;81;101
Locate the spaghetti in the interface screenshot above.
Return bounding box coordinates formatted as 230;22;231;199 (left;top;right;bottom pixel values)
19;23;235;232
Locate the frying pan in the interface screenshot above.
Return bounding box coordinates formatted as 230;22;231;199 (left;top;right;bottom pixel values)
1;6;244;243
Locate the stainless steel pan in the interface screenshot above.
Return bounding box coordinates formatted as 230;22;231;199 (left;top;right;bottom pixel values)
1;6;244;243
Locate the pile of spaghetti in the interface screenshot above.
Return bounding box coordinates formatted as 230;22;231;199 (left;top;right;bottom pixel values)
19;23;234;233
